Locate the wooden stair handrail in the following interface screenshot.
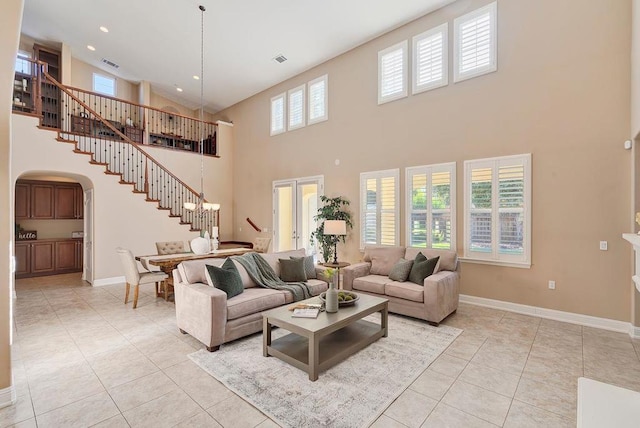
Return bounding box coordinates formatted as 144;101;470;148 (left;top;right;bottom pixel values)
246;218;262;233
41;67;208;203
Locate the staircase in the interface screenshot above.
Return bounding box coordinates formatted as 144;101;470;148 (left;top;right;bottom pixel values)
15;60;217;234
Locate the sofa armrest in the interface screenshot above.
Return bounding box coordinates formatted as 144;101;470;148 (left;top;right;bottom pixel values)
423;271;460;324
343;262;372;290
174;281;227;349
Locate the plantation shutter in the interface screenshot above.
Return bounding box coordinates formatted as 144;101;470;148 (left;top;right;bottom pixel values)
431;170;452;249
378;41;407;104
360;170;399;248
270;93;285;135
288;86;305;130
413;24;447;93
469;167;493;253
454;2;497;82
308;75;327;124
380;176;396;245
409;172;428;248
498;163;525;255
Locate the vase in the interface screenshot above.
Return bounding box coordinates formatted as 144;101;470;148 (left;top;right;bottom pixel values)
325;280;338;313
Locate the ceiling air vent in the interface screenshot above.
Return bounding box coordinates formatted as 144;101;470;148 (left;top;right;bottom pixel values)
273;54;287;64
101;58;120;69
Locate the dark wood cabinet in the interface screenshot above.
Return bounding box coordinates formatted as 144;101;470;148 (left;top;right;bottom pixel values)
55;240;77;271
14;243;30;276
17;180;83;219
31;241;55;275
15;183;30;219
16;239;83;279
30;183;54;219
75;240;83;270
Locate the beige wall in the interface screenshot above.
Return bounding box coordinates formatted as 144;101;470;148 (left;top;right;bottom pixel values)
1;0;24;398
150;92;197;118
70;57;138;103
18;219;84;240
218;0;633;322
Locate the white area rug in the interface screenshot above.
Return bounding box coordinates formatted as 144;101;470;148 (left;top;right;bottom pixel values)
189;314;461;428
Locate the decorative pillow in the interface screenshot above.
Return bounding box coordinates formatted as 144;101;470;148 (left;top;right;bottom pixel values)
291;255;316;279
279;258;307;282
205;258;244;298
388;258;414;282
408;253;440;285
365;246;406;276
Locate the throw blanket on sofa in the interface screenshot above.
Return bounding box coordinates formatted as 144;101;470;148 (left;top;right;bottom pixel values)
232;252;312;302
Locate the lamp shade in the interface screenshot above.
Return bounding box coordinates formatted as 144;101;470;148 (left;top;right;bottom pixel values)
324;220;346;236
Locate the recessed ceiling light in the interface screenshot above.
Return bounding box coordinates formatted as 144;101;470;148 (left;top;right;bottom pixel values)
99;26;109;33
193;75;200;80
176;87;183;92
87;45;96;51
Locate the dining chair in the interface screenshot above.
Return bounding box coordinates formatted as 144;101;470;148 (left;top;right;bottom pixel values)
155;241;189;255
253;237;272;253
116;247;168;309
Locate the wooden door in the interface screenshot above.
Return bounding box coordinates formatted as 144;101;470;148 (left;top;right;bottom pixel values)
14;243;31;277
55;240;76;271
15;182;30;219
74;185;84;219
31;184;54;219
55;185;77;219
31;241;55;274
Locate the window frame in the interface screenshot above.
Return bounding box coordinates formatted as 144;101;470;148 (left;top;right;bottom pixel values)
463;153;531;268
378;40;408;105
405;162;456;251
453;1;498;83
360;168;400;249
287;84;306;131
270;92;286;136
92;73;116;97
307;74;328;125
412;23;449;95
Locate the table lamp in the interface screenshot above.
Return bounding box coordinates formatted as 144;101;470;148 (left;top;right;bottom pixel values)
323;220;346;264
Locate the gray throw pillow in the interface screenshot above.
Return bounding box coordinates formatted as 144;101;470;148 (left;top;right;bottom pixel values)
291;255;316;279
388;258;414;282
279;258;307;282
205;258;244;298
408;252;439;285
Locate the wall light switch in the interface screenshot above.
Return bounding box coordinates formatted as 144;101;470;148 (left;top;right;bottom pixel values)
599;241;608;251
548;280;556;290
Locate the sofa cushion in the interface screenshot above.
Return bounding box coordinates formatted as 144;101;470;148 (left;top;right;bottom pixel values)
405;248;457;273
259;249;306;277
353;275;388;294
388;258;413;282
281;279;328;303
408;253;439;285
279;258;307;282
363;246;406;276
179;258;224;284
291;255;317;279
385;281;424;303
226;288;286;320
205;259;244;299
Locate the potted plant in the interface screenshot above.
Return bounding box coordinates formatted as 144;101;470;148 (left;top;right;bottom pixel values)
310;196;353;263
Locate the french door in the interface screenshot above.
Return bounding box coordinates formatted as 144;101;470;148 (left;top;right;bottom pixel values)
273;176;324;253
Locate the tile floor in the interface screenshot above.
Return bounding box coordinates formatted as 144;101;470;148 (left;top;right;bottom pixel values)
3;273;640;427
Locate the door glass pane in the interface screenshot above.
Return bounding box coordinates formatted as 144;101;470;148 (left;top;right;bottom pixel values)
276;186;294;251
299;183;318;254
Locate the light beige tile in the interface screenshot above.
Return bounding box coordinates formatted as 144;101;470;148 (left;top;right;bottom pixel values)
142;337;197;369
0;394;34;427
88;344;159;389
470;340;530;375
122;389;201;427
583;326;631;341
539;318;582;334
514;376;577;420
172;410;223;427
91;414;131;427
371;414;410;428
383;389;437;428
444;334;486;360
30;366;105;415
255;419;282;428
428;354;468;378
421;402;498;428
458;362;520;397
410;368;455;401
108;370;179;412
206;394;267;428
504;399;574;428
441;381;511;426
11;418;37;428
163;360;232;409
36;391;119;428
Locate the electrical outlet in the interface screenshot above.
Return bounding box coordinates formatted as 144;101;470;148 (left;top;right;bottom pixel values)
263;228;269;233
548;280;556;290
599;241;608;251
239;227;242;232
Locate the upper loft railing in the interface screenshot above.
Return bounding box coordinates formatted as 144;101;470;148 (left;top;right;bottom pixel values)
11;58;218;157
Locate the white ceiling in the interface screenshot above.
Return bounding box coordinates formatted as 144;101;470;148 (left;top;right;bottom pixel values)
21;0;454;113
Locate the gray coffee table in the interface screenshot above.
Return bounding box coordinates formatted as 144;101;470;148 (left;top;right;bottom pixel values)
262;293;388;381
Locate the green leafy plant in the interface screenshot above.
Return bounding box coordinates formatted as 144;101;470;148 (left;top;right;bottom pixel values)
310;196;353;263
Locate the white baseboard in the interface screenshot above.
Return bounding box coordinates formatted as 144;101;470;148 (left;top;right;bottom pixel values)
92;276;125;287
0;385;16;409
460;294;638;338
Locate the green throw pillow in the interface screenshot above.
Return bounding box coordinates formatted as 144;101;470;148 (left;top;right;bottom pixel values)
291;255;317;279
408;253;439;285
205;258;244;298
388;258;414;282
279;258;307;282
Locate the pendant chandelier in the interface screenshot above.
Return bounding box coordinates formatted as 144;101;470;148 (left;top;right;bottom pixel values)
184;4;220;216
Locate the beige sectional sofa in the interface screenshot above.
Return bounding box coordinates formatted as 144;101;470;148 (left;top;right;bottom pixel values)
173;249;329;351
343;246;459;325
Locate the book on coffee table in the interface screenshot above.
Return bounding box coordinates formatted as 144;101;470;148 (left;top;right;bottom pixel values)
292;308;320;318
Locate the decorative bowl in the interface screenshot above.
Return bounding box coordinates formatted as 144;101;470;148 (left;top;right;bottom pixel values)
319;290;359;306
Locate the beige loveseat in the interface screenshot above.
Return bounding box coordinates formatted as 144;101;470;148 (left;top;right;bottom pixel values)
343;246;459;325
173;249;328;351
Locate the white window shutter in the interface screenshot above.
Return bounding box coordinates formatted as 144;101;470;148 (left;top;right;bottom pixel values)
454;2;497;82
288;85;305;131
270;93;286;136
378;41;408;104
308;75;328;125
413;23;448;94
360;169;399;248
